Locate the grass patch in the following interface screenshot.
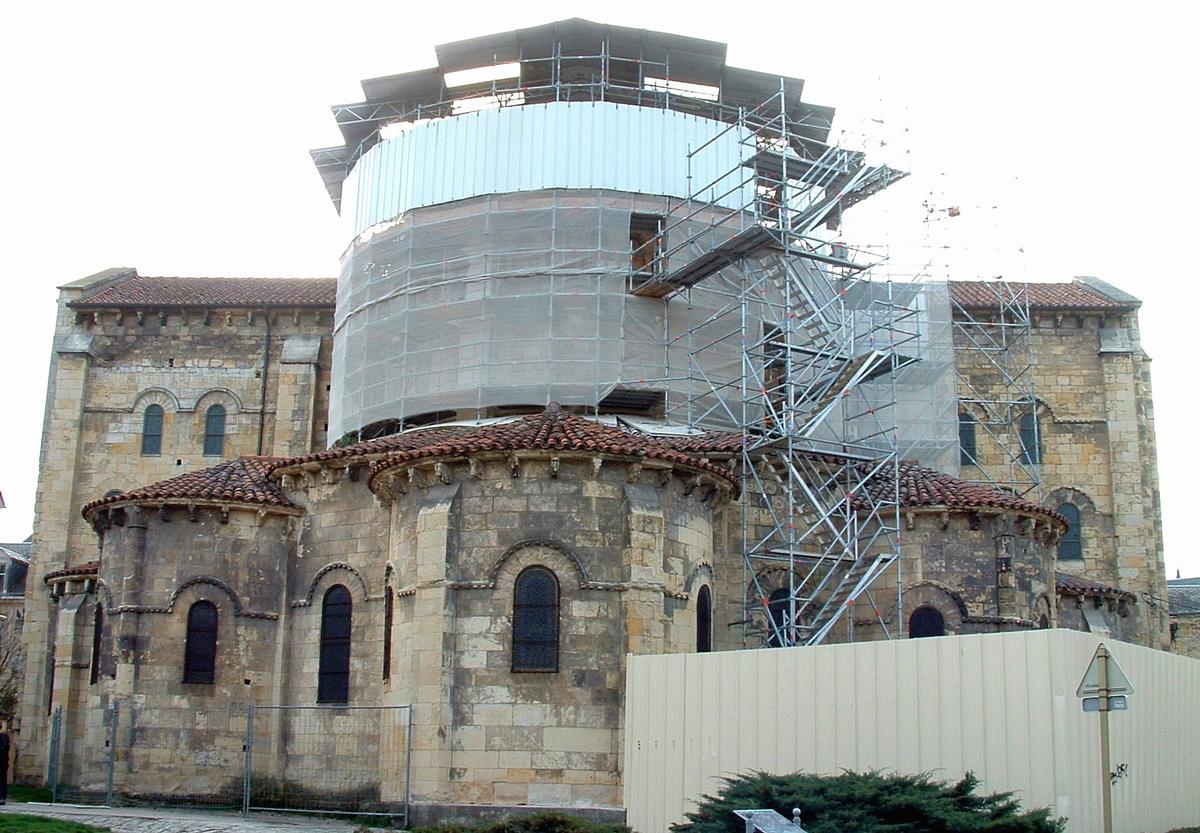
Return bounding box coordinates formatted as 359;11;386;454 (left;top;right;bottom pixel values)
0;815;110;832
7;784;55;803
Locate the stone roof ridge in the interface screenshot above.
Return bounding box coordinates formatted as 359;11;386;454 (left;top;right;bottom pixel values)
82;455;298;520
70;273;337;310
1074;276;1141;307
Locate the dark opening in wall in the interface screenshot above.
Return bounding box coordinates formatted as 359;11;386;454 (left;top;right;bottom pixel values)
598;388;664;417
629;213;664;276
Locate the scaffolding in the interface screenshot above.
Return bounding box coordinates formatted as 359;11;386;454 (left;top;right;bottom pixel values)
629;86;916;647
951;282;1041;499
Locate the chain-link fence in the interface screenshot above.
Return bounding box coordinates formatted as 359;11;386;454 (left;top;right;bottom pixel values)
45;701;412;824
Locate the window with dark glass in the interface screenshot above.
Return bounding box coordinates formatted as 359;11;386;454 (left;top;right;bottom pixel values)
142;404;164;456
696;585;713;653
183;600;218;684
89;603;104;685
1057;503;1083;560
1019;411;1041;465
203;404;226;456
512;567;559;672
767;587;791;648
909;605;945;638
382;587;394;680
318;585;352;702
959;411;977;465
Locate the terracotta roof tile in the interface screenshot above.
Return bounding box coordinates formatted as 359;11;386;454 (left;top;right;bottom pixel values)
281;426;476;468
44;560;100;583
864;461;1064;524
1057;572;1134;599
367;404;735;485
71;275;336;309
950;280;1137;311
82;457;296;518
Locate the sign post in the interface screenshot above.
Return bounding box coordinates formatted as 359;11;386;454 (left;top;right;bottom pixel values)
1077;643;1132;833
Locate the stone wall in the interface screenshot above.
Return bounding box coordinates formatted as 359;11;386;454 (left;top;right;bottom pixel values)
1168;615;1200;659
954;309;1167;647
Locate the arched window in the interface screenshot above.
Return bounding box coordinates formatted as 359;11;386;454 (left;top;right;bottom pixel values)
1057;503;1083;560
909;606;945;638
183;601;218;684
382;586;394;680
1019;411;1041;465
697;585;713;653
512;567;559;672
318;585;352;703
89;602;104;685
141;404;164;456
203;404;226;456
767;587;792;648
958;411;977;465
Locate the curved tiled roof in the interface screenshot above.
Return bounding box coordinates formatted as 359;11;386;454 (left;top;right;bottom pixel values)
44;560;100;583
71;275;336;309
949;280;1137;312
276;426;476;470
1057;572;1134;599
861;460;1065;525
368;404;735;485
82;457;297;518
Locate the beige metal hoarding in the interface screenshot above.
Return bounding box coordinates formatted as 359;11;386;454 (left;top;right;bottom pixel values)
624;629;1200;833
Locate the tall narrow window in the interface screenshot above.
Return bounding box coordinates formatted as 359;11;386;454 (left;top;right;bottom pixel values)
1019;411;1041;465
89;603;104;685
382;587;394;681
142;404;164;456
696;585;713;653
1057;503;1083;560
959;411;977;465
767;587;791;648
203;404;226;456
909;606;945;638
183;600;218;684
318;585;352;703
512;567;559;672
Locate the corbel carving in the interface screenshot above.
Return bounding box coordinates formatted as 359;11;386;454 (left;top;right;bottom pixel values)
509;453;521;479
434;462;452;485
627;461;642;484
469;458;483;480
549;457;560;479
591;457;603;477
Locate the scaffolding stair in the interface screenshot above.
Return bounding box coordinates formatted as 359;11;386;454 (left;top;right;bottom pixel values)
801;550;894;645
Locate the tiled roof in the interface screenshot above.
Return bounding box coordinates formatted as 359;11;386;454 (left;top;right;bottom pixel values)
1168;577;1200;615
44;561;100;583
0;542;31;561
368;404;735;485
71;274;336;309
861;460;1065;525
279;426;477;469
949;280;1138;311
82;457;297;518
1057;572;1134;599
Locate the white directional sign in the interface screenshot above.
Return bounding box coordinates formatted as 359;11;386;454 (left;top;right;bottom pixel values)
1077;645;1133;698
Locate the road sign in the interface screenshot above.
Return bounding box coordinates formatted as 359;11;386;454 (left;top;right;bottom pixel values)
1077;644;1133;698
1083;695;1127;712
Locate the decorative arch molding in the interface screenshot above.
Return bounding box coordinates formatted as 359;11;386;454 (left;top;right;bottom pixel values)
684;562;714;596
95;577;115;613
131;387;180;414
1045;486;1097;513
109;574;278;620
750;565;803;597
292;562;370;608
488;539;590;588
193;388;244;414
902;580;971;620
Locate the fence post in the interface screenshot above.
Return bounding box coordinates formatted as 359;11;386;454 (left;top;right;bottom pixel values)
48;706;62;803
242;704;254;818
105;702;119;806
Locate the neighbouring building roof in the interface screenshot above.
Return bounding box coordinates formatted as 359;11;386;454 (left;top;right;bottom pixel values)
1057;572;1135;599
367;404;736;484
0;541;31;562
1168;577;1200;615
70;273;336;310
82;456;297;519
43;561;100;583
949;279;1140;312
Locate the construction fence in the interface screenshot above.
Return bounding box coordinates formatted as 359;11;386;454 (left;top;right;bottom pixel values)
624;629;1200;833
47;702;412;823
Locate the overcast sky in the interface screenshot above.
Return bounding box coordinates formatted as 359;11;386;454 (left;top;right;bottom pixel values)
1;1;1196;579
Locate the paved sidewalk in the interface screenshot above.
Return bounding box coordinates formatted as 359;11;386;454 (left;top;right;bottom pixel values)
0;802;366;832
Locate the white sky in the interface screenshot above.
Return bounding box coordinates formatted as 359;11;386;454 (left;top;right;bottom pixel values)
1;1;1196;579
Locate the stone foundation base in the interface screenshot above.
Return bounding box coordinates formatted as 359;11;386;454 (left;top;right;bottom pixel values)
409;802;627;827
